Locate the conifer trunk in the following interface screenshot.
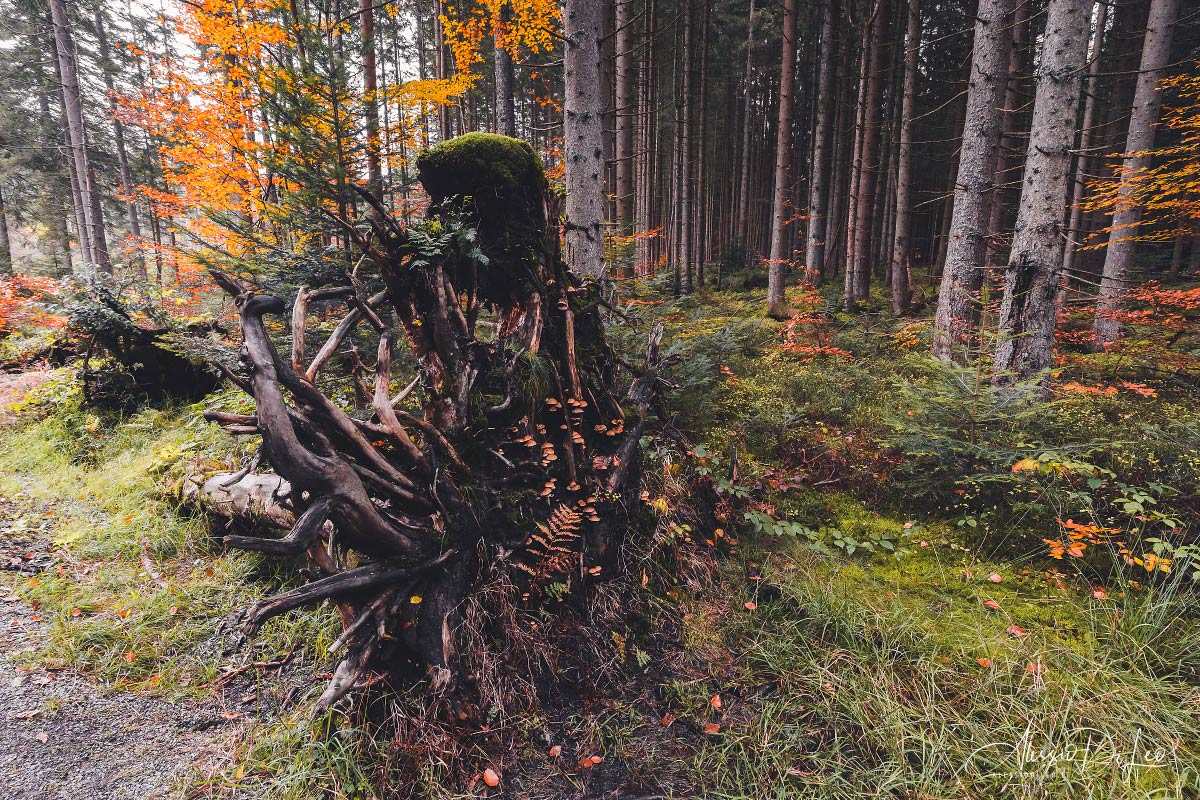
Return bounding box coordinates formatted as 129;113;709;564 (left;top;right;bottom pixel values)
931;0;1013;358
564;0;607;279
1092;0;1180;346
1061;0;1109;297
766;0;799;318
992;0;1092;391
889;0;920;314
804;0;837;285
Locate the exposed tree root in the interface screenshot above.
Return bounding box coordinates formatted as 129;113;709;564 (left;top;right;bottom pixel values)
200;135;666;713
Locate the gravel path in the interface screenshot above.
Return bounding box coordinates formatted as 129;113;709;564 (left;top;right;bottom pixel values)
0;502;247;800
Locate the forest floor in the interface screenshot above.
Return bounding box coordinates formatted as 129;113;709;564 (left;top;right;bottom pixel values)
0;279;1197;799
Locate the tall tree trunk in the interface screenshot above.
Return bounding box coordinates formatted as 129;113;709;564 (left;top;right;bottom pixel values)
494;3;516;137
48;16;91;275
1092;0;1179;346
766;0;799;318
93;8;145;279
1060;0;1109;298
805;0;837;285
991;0;1092;391
614;0;635;249
676;0;694;293
635;0;656;274
692;0;709;288
0;186;11;275
985;0;1030;259
564;0;607;279
843;11;871;305
930;0;1013;358
434;0;451;141
890;0;920;314
736;0;757;251
360;0;383;207
847;0;889;309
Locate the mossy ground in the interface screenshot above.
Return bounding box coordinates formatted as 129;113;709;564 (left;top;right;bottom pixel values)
1;278;1197;798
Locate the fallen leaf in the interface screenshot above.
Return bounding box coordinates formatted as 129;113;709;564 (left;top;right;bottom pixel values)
482;767;500;787
1006;624;1028;638
743;601;757;611
989;573;1003;584
703;722;721;735
123;650;136;663
660;712;676;727
548;745;561;757
1092;588;1107;599
976;657;992;668
710;693;722;709
409;595;423;605
1025;661;1045;675
983;599;1001;610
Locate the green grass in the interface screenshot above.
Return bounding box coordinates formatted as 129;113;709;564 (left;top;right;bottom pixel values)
0;377;338;694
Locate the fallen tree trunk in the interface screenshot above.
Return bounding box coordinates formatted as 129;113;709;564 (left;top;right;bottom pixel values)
201;134;664;714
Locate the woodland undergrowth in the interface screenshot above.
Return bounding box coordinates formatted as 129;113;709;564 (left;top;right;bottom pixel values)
1;277;1198;799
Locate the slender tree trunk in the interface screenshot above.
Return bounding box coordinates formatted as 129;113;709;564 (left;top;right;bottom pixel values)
766;0;799;318
0;186;11;275
434;0;451;141
635;0;656;274
615;0;635;247
992;0;1092;391
1060;0;1109;298
692;0;709;288
1092;0;1179;346
890;0;920;314
93;8;145;280
677;0;694;293
736;0;757;251
805;0;837;285
48;17;91;274
50;0;110;273
843;14;871;305
847;0;889;309
360;0;382;207
494;3;516;137
930;0;1013;358
564;0;607;279
985;0;1029;260
1167;233;1185;279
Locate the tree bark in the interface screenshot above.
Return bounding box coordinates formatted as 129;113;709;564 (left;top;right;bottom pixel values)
766;0;799;318
564;0;607;279
991;0;1092;391
1060;0;1110;297
49;0;110;274
494;3;517;137
614;0;635;247
676;0;694;293
846;0;889;309
930;0;1013;358
0;185;11;274
93;8;145;280
889;0;920;314
1092;0;1180;346
736;0;757;252
360;0;383;207
804;0;837;285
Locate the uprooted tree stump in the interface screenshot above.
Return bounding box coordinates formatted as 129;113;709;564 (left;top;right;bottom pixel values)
69;289;223;409
202;134;666;714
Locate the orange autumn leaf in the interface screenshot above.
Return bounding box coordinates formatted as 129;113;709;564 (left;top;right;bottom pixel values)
703;723;721;735
482;767;500;787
